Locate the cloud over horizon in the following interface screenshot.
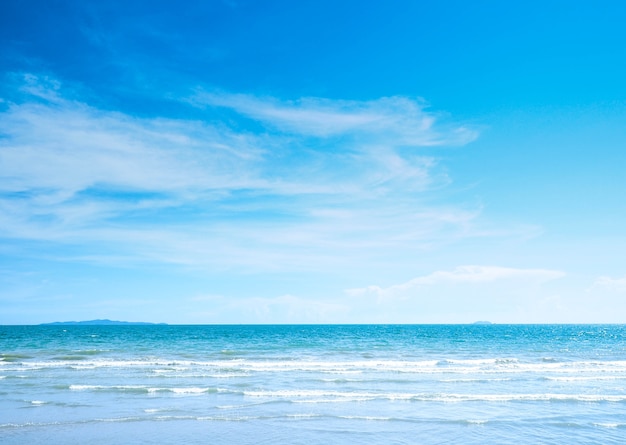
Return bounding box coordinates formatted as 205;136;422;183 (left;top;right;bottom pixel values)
347;265;566;299
340;265;568;323
591;275;626;293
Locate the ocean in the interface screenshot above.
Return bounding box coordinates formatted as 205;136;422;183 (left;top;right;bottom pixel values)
1;324;625;444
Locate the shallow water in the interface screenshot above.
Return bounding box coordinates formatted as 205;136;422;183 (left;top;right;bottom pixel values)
1;325;625;444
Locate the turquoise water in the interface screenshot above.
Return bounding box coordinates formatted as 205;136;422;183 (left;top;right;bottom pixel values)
1;325;625;444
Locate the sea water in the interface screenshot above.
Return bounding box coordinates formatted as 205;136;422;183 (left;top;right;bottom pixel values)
1;324;625;444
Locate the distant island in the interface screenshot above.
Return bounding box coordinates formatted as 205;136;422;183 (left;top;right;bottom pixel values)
472;321;493;325
40;319;167;326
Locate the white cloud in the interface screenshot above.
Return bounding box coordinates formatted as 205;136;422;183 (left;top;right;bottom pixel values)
0;94;265;198
181;293;349;324
591;275;626;292
346;265;565;314
192;92;478;145
2;76;468;205
0;74;497;271
231;294;349;323
340;265;569;323
347;265;566;298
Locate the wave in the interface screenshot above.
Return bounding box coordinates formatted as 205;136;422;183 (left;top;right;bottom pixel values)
69;384;151;393
6;358;626;388
464;419;488;425
144;407;180;413
337;415;393;421
439;378;512;383
1;353;34;362
51;355;90;361
8;357;626;372
242;389;626;403
29;400;46;405
0;421;63;429
68;384;228;394
2;411;625;433
438;358;519;366
594;423;625;428
543;375;626;382
194;415;261;422
94;416;144;423
286;413;322;419
150;371;250;379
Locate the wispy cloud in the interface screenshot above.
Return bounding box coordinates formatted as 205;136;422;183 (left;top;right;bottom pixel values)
347;265;566;299
0;74;493;270
2;77;266;198
340;265;568;323
591;275;626;292
192;91;478;145
229;294;349;323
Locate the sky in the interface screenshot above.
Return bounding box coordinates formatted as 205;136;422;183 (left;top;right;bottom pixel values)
1;0;626;324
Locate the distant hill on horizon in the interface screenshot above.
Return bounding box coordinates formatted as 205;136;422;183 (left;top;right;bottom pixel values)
40;319;167;326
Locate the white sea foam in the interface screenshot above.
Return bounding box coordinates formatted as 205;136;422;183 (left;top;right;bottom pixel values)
440;378;512;383
545;376;626;382
144;408;171;413
594;423;620;428
168;373;249;379
170;387;210;394
95;416;142;423
442;358;517;365
338;415;392;421
466;419;488;425
244;389;382;403
286;413;321;418
69;384;148;391
1;421;63;429
319;377;361;382
13;357;626;377
69;384;222;395
156;415;205;421
436;393;626;403
69;384;102;391
242;389;626;403
195;415;258;422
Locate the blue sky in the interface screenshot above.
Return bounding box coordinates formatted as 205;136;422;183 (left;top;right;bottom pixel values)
1;0;626;324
